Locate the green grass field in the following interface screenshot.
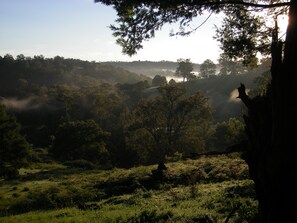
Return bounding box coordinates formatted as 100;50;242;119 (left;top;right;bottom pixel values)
0;154;259;223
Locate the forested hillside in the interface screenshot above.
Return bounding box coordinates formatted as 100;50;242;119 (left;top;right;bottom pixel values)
0;54;269;175
0;54;269;222
0;54;150;98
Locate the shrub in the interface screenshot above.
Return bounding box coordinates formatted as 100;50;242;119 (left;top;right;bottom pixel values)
51;120;110;165
5;185;96;215
63;159;96;170
126;209;173;223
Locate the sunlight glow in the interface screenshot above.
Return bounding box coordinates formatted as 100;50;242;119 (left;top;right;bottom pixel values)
277;15;289;40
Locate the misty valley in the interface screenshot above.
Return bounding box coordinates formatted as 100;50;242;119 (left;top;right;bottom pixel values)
0;54;270;222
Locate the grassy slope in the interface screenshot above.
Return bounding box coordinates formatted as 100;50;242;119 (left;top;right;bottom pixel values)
0;155;259;223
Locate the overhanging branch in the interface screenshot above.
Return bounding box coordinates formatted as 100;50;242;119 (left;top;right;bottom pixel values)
191;0;290;9
95;0;291;9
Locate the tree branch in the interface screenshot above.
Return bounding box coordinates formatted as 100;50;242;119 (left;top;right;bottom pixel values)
191;0;291;9
237;83;252;108
95;0;291;9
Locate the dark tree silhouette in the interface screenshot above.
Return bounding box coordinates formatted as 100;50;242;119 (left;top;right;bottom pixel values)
175;58;194;82
95;0;297;222
152;74;167;86
51;120;110;164
199;59;216;78
0;105;30;178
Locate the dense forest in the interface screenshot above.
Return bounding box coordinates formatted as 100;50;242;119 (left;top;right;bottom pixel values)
0;54;270;177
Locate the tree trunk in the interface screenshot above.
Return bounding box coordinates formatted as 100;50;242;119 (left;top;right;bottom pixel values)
239;1;297;222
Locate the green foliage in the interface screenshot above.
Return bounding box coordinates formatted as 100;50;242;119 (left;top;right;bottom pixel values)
0;54;151;151
0;155;257;222
63;159;97;170
51;120;110;165
125;209;173;223
29;148;52;163
0;105;31;179
129;83;211;162
8;185;96;214
94;0;225;55
212;118;246;149
0;54;149;98
214;6;270;66
125;128;159;165
0;52;266;168
117;80;151;108
95;0;287;61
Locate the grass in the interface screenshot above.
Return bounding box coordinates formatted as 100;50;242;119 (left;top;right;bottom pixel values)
0;154;259;223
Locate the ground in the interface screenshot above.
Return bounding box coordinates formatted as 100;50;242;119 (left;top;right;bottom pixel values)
0;154;259;223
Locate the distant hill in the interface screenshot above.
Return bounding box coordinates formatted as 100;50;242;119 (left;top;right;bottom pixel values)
103;60;269;122
0;55;150;98
0;55;268;122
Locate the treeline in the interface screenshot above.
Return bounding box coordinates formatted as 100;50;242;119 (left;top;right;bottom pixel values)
0;54;150;97
0;54;255;178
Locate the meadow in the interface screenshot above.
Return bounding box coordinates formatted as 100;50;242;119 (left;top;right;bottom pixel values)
0;154;259;223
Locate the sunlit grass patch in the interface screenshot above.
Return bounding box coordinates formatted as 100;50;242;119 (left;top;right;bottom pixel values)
0;155;258;222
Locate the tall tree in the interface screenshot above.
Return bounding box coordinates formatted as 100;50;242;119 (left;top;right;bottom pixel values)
130;84;211;164
218;54;246;76
199;59;217;78
95;0;297;222
175;58;194;82
152;74;167;86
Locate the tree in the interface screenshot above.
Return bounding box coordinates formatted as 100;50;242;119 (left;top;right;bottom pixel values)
95;0;296;222
0;105;30;178
218;54;246;76
214;5;269;66
199;59;217;78
175;58;194;82
212;118;246;149
152;75;167;86
51;120;110;165
130;84;211;163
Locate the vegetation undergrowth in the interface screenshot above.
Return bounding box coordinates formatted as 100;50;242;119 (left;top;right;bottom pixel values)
0;154;259;223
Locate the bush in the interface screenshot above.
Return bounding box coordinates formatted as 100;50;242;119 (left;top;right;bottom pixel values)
126;209;173;223
4;185;96;215
51;120;110;165
29;148;53;163
63;159;97;170
0;166;19;179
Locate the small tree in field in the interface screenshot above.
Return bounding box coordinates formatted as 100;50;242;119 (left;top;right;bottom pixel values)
0;105;30;179
130;84;211;164
51;120;110;165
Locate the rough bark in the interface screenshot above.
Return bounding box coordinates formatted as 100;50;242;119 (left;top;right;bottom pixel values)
239;1;297;222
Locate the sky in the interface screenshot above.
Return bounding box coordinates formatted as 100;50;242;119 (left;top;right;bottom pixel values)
0;0;223;64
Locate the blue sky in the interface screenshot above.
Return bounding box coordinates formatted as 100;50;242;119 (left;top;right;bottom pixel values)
0;0;223;63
